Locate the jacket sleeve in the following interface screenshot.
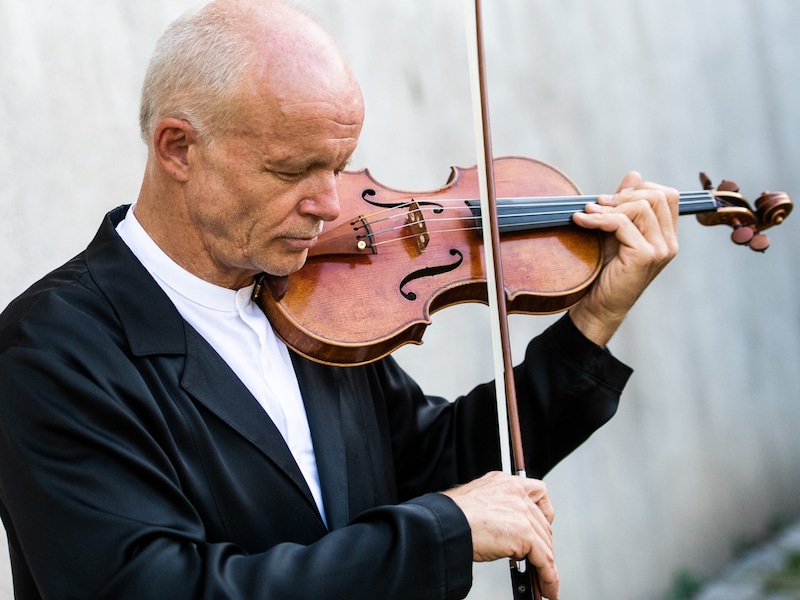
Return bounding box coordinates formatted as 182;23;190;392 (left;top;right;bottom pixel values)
380;314;633;502
514;313;633;478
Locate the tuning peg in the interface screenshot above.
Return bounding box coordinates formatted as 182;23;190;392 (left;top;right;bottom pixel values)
749;233;770;252
728;219;770;251
717;180;740;193
728;223;770;251
730;222;755;245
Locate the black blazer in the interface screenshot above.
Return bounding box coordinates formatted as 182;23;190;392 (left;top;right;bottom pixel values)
0;206;631;600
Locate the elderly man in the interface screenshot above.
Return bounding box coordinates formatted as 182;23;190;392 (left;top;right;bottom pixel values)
0;1;678;599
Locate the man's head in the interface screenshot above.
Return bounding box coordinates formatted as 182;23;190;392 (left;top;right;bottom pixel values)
136;0;365;288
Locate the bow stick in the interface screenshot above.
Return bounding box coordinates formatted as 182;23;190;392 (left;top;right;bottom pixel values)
463;1;543;598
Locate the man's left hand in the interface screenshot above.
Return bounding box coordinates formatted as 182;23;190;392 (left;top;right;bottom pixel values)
569;171;680;347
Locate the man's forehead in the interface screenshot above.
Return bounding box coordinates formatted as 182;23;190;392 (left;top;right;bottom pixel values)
236;97;363;138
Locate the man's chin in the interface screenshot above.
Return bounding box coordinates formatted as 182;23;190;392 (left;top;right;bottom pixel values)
264;250;309;278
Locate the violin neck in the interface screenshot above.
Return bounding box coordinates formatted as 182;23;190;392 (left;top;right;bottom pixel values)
467;191;718;233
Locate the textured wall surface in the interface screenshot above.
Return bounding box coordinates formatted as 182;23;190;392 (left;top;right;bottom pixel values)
1;1;798;598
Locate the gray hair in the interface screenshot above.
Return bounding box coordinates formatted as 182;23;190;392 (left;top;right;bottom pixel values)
138;4;259;145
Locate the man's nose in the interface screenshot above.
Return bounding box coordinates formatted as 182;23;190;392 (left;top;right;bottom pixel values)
299;171;341;222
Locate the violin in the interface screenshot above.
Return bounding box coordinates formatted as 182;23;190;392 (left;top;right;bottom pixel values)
256;155;792;367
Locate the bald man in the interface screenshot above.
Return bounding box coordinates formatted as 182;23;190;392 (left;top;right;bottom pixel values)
0;1;678;599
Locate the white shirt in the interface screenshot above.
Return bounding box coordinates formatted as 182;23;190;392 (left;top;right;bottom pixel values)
116;206;327;526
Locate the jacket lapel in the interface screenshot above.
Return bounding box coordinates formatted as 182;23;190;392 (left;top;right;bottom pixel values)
87;206;320;519
180;328;317;515
291;354;350;531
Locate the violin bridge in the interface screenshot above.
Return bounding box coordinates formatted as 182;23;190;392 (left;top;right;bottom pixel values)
406;200;430;253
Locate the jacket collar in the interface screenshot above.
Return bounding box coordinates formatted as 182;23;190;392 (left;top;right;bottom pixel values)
86;205;186;357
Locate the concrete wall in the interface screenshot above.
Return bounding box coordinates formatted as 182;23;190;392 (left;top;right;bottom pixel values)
1;1;799;598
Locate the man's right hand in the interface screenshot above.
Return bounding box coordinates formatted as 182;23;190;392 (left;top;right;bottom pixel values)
442;471;559;600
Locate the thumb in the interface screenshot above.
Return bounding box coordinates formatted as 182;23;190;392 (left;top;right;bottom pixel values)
615;171;642;193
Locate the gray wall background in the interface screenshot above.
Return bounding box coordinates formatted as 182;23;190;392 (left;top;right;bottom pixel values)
1;1;799;598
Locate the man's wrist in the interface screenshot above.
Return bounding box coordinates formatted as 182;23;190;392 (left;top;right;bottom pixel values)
567;304;625;348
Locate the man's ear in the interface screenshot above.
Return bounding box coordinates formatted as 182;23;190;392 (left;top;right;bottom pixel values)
153;118;198;182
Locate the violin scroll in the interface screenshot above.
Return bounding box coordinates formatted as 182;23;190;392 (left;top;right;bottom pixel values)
697;172;793;252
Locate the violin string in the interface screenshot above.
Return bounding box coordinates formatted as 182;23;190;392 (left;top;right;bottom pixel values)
360;207;577;236
366;217;598;250
355;205;579;249
351;191;713;224
356;192;713;232
353;196;590;229
350;192;715;249
356;203;573;240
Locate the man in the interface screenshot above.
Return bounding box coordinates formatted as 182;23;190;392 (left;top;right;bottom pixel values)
0;1;678;599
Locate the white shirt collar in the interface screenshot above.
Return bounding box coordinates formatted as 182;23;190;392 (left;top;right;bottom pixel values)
116;205;256;312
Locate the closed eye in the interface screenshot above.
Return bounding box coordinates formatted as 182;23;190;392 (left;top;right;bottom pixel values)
268;168;307;182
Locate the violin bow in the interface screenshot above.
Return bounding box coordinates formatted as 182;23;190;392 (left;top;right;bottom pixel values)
463;1;543;598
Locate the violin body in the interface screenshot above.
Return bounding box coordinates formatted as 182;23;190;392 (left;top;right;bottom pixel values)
259;156;603;366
